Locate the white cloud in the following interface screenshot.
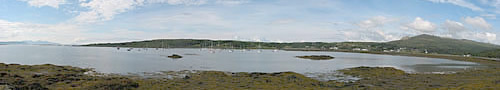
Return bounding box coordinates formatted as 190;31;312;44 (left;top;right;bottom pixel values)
74;29;152;43
340;27;402;42
374;30;400;41
147;0;250;6
481;14;497;19
73;0;238;23
356;16;394;28
74;0;143;23
341;30;390;42
464;16;493;30
0;19;84;44
466;32;497;42
0;20;24;38
401;17;437;33
485;32;497;41
443;20;466;32
0;19;164;44
428;0;483;11
140;11;229;28
271;19;296;25
215;0;249;6
480;0;500;8
442;20;468;37
19;0;66;8
147;0;208;5
334;16;403;42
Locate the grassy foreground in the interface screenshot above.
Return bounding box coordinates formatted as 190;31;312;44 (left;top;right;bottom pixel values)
1;55;500;89
0;63;349;89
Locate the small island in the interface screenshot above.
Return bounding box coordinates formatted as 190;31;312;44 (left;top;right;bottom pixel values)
168;54;183;59
296;55;334;60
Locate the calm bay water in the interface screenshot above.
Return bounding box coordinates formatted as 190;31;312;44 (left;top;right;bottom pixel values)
0;45;479;74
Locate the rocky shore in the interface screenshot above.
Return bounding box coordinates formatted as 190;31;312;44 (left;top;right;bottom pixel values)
1;56;499;89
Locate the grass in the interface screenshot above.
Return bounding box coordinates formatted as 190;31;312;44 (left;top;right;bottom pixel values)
339;66;500;89
133;71;349;89
0;63;139;90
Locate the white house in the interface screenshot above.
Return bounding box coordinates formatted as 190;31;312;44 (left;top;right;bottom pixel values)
329;47;339;50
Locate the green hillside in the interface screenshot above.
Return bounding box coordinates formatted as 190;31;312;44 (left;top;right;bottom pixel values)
82;39;339;49
477;49;500;58
387;34;500;55
83;34;500;57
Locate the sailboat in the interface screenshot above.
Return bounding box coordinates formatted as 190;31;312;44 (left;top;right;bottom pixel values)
257;43;262;53
209;41;215;53
240;45;246;52
228;42;234;53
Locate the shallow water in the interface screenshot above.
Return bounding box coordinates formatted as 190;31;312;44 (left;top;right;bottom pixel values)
0;45;479;75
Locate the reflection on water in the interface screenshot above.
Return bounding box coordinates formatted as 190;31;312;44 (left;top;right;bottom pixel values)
0;45;480;75
404;63;485;73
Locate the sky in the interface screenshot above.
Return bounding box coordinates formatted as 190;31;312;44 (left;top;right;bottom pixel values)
1;0;500;45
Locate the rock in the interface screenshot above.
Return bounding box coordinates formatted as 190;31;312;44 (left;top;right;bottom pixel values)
296;55;335;60
168;54;183;59
183;76;190;79
12;75;23;78
288;75;298;79
32;74;42;78
0;72;7;77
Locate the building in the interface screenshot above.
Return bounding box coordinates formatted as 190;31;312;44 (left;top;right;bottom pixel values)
329;47;339;50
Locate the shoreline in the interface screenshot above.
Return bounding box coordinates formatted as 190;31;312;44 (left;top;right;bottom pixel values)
1;46;500;89
281;48;500;63
2;60;499;89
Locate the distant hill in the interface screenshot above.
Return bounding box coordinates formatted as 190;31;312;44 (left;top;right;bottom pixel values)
83;39;338;49
0;41;59;45
83;34;500;57
387;34;500;55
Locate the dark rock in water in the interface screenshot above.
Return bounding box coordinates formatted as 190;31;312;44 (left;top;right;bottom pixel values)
296;55;334;60
168;54;183;59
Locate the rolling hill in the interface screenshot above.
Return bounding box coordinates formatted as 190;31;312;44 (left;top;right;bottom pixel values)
83;34;500;57
386;34;500;55
82;39;338;49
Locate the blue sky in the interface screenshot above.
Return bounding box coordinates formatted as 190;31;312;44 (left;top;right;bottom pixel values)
0;0;499;44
